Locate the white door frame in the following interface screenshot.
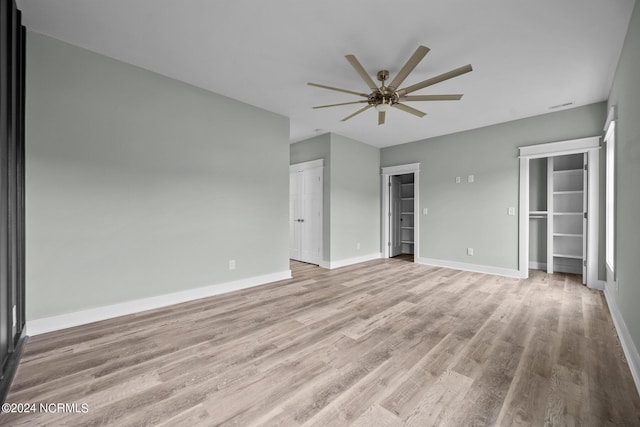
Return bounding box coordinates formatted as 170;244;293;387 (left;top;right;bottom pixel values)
518;136;600;288
290;159;323;265
381;163;420;259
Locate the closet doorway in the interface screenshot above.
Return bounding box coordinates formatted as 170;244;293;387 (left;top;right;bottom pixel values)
518;137;600;288
381;163;420;260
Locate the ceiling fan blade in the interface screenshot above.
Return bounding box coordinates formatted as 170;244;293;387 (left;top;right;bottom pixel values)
394;103;426;118
399;64;473;95
313;100;369;109
345;54;379;91
387;45;430;91
378;111;386;125
341;105;373;122
307;82;368;97
401;94;463;101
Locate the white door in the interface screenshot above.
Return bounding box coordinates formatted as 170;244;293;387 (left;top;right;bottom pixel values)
582;154;588;284
290;173;302;261
300;168;322;264
390;176;402;257
290;163;323;264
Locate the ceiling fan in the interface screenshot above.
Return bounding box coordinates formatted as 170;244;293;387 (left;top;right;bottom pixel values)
308;45;472;125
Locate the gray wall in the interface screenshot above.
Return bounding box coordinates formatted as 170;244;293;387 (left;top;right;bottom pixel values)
529;158;547;265
26;33;290;320
330;134;380;260
381;103;606;270
606;2;640;357
290;133;380;264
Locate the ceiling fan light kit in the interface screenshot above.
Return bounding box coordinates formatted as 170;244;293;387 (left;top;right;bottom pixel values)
308;45;472;125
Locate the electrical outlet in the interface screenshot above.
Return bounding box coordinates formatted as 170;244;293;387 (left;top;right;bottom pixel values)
455;176;461;184
356;242;361;250
229;260;236;270
468;175;475;183
508;207;516;216
423;208;428;215
467;248;474;256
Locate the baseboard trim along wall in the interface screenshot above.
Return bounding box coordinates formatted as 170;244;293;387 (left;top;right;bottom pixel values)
417;257;521;278
27;270;292;336
320;253;382;269
529;261;547;270
604;285;640;397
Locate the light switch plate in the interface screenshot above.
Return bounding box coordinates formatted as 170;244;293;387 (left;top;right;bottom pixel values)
508;207;516;216
468;175;474;183
455;176;461;184
423;208;428;215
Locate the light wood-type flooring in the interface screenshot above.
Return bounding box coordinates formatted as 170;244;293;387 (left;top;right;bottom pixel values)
2;257;640;426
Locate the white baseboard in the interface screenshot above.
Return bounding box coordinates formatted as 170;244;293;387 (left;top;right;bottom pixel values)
529;261;547;270
604;285;640;397
27;270;292;336
321;253;382;269
416;257;521;278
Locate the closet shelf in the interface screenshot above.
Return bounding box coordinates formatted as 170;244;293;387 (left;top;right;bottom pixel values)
401;240;415;244
553;169;583;175
402;183;414;186
553;190;583;195
401;212;414;215
529;211;548;215
401;226;414;229
554;233;582;237
553;212;582;216
401;197;414;201
553;253;582;260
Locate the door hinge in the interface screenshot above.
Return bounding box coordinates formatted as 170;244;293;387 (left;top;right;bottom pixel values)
584;164;588;171
584;212;587;219
388;242;391;246
583;260;587;267
388;182;391;187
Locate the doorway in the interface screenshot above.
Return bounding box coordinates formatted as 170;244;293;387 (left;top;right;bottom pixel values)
518;137;600;288
381;163;420;260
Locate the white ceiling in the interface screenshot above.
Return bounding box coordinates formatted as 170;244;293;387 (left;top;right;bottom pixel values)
17;0;635;148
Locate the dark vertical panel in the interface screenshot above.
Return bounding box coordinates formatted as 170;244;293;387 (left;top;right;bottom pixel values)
0;0;27;402
7;0;19;353
17;25;25;338
0;0;11;376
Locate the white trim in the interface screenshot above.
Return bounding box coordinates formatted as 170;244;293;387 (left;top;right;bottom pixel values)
604;286;640;396
381;163;420;260
529;261;547;270
27;270;292;335
289;158;323;173
381;163;421;176
517;136;601;287
321;253;382;269
518;136;600;159
416;257;521;278
519;157;530;278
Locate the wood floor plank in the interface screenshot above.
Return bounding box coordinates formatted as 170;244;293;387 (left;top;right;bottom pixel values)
1;262;639;427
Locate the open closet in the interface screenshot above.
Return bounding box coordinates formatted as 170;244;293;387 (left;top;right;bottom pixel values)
529;153;587;283
390;173;415;257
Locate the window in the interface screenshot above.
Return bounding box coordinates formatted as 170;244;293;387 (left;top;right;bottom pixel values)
605;118;615;275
